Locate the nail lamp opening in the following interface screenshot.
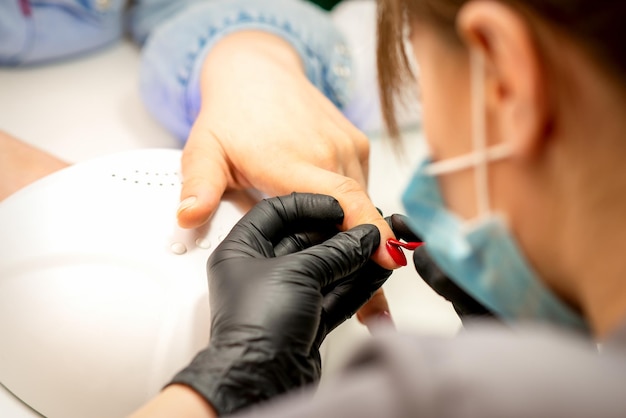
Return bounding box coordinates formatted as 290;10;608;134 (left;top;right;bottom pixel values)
0;149;256;418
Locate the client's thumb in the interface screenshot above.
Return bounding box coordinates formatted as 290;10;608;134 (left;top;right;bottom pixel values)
177;131;229;228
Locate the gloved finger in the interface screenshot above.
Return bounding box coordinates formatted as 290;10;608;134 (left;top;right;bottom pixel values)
178;127;230;229
413;246;494;318
273;227;339;257
227;193;345;253
385;213;423;243
260;162;399;269
351;212;418;329
321;261;392;335
290;224;380;290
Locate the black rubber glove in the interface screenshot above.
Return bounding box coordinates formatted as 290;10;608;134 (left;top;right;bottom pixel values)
169;193;392;415
386;214;494;319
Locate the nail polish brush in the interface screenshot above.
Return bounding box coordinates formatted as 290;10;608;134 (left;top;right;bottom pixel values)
385;238;423;266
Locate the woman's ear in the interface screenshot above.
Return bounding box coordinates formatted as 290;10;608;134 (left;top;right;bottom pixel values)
457;1;551;159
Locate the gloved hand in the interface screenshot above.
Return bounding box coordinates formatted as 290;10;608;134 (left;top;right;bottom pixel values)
386;214;494;319
169;193;392;415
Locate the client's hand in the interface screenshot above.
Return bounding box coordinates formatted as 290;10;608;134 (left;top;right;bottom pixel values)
169;193;392;415
177;31;398;328
387;214;493;319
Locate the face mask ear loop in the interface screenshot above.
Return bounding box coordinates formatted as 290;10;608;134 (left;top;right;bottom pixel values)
471;50;490;219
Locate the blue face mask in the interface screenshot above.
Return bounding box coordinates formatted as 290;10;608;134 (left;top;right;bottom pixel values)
402;52;589;333
402;158;588;332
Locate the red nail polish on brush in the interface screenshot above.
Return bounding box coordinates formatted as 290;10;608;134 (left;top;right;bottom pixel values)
386;239;424;267
387;239;423;250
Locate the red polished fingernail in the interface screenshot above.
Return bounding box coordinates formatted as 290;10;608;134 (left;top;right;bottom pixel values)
387;238;423;250
386;241;407;266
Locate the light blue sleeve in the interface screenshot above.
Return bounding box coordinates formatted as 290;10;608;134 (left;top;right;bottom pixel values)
135;0;353;142
0;0;352;141
0;0;125;65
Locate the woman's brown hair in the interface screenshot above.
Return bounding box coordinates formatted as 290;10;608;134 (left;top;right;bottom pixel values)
377;0;626;139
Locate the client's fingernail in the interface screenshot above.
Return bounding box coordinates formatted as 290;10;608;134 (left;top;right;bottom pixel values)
366;310;396;335
177;196;197;214
377;311;396;328
386;240;407;266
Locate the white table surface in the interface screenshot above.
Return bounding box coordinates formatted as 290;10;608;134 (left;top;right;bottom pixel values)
0;39;459;417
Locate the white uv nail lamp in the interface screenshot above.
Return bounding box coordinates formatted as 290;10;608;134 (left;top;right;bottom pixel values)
0;149;256;418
